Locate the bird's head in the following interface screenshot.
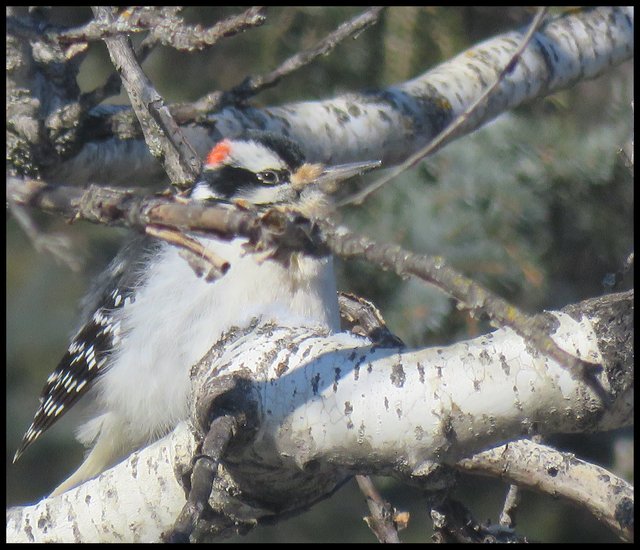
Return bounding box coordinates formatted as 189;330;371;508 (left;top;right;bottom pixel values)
192;132;380;216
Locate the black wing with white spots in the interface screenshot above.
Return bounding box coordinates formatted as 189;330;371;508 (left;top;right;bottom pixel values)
13;236;158;462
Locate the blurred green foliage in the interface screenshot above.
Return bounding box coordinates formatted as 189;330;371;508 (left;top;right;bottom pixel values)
7;7;632;543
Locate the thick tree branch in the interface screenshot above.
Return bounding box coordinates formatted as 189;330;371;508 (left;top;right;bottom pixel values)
6;289;632;542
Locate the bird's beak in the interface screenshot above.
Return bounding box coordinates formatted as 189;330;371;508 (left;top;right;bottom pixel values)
313;160;382;193
317;160;382;185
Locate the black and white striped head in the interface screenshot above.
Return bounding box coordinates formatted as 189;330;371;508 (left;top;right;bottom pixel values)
192;132;381;213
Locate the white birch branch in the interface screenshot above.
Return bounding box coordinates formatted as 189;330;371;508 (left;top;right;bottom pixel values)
46;6;633;185
6;426;196;543
7;290;632;543
457;439;634;542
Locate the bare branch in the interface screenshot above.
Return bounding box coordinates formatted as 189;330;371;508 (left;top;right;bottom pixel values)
172;7;384;122
355;474;403;543
228;7;384;100
79;34;160;114
92;6;202;185
142;6;267;52
145;225;230;282
431;498;526;543
6;176;329;262
40;6;267;51
498;484;521;529
456;439;634;542
7;201;83;272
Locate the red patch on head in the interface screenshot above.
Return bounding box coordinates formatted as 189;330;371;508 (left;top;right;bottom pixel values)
206;139;232;167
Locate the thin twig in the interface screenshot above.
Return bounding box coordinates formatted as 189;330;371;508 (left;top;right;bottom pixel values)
339;7;549;207
498;434;541;527
145;225;230;282
7;201;83;272
93;6;202;185
431;498;526;543
79;31;159;112
499;484;521;528
144;6;266;52
228;7;384;100
50;6;266;51
355;475;403;543
173;7;384;121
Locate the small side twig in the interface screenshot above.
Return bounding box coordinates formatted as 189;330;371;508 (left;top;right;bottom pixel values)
48;6;266;51
145;225;230;282
499;484;521;528
93;6;202;185
141;6;267;52
355;475;404;543
173;7;384;121
7;201;83;272
228;7;384;101
431;498;526;543
338;291;404;347
499;431;543;528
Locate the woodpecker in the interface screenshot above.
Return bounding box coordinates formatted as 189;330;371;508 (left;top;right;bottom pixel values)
14;131;379;496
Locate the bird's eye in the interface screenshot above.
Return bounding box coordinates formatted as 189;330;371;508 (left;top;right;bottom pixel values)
257;170;280;185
